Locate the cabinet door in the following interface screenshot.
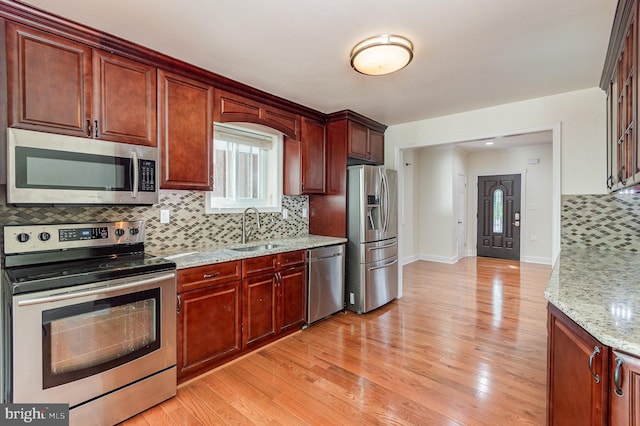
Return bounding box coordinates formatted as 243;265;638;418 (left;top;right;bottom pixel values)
93;50;156;146
368;129;385;164
158;69;213;190
283;136;303;195
242;274;277;349
347;121;369;160
548;304;609;426
215;89;299;139
277;265;306;333
6;22;92;137
301;117;326;193
610;350;640;425
177;281;241;382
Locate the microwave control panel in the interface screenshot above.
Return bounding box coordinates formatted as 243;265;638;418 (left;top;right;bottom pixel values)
139;160;156;192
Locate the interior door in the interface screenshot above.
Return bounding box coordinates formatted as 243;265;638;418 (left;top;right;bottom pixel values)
477;174;521;261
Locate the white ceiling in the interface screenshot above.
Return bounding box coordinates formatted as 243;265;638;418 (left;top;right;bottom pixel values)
455;130;553;152
20;0;618;127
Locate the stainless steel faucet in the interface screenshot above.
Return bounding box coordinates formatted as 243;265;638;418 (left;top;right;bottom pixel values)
241;207;261;244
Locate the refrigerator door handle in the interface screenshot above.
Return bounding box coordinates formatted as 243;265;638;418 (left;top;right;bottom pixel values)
380;169;388;234
368;257;398;271
367;241;397;251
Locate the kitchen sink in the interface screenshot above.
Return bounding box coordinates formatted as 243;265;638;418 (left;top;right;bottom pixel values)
231;243;282;252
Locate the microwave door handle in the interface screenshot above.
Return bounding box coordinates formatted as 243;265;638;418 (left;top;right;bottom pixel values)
131;150;139;198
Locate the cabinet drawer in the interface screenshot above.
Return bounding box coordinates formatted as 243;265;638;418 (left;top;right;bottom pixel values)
242;255;277;278
277;250;306;269
178;261;241;292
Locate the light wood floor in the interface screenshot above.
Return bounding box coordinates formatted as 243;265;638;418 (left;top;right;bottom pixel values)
121;257;552;425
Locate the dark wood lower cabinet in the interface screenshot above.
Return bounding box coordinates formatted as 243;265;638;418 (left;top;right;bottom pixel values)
242;273;277;349
177;251;307;383
242;251;307;350
610;350;640;425
548;303;609;425
278;265;306;333
177;281;241;382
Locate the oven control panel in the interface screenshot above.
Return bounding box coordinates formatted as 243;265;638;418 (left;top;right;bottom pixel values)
3;221;145;254
59;226;109;242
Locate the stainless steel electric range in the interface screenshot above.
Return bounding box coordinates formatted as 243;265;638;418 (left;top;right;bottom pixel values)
1;220;177;425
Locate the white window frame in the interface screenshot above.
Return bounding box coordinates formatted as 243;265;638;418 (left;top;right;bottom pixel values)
205;122;283;214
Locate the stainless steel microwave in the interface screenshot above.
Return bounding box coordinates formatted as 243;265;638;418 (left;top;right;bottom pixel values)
7;128;159;205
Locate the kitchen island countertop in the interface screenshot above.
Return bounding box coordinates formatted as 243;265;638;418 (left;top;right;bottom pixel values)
545;247;640;357
149;234;347;269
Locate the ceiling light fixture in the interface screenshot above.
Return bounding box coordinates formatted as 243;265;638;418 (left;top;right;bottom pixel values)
350;34;414;76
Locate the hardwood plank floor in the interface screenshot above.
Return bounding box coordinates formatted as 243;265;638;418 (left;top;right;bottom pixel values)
121;257;552;425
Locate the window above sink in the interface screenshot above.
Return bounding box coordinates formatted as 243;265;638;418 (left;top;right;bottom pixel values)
205;123;283;214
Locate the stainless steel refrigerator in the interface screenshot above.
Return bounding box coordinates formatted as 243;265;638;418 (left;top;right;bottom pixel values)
346;165;398;314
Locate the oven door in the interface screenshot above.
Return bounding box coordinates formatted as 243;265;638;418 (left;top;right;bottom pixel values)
11;270;176;407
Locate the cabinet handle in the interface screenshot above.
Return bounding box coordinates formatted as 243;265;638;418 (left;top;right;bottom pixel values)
94;120;99;138
86;119;91;137
618;167;627;186
588;346;601;384
203;272;220;279
614;357;625;396
177;295;182;314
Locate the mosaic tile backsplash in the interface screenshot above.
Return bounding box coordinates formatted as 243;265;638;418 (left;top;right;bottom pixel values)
0;185;309;255
562;193;640;252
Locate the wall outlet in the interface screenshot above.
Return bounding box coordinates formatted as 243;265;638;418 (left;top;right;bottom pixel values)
349;292;355;305
160;209;170;224
282;208;288;219
302;208;308;218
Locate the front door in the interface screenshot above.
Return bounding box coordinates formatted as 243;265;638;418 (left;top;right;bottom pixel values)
477;174;521;261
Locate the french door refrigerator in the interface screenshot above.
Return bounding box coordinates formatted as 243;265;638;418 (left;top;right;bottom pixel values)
346;165;398;314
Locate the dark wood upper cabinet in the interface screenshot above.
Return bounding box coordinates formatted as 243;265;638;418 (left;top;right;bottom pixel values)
214;89;299;139
348;121;369;159
308;111;386;238
347;119;385;164
158;69;213;190
6;22;156;146
284;116;326;195
602;0;638;191
368;129;385;164
6;22;92;137
93;50;156;146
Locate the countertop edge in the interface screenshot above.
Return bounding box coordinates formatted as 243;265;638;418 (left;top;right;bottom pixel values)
150;235;348;270
544;248;640;358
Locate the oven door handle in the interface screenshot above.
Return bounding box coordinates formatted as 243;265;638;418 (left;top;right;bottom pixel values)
16;272;175;307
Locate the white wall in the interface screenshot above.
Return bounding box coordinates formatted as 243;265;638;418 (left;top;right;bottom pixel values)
387;87;605;263
399;149;419;262
468;144;553;264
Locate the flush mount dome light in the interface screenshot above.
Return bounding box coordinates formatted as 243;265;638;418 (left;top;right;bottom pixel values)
350;34;414;76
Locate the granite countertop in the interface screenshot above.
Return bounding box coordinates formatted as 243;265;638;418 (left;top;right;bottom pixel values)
149;234;347;269
545;247;640;357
